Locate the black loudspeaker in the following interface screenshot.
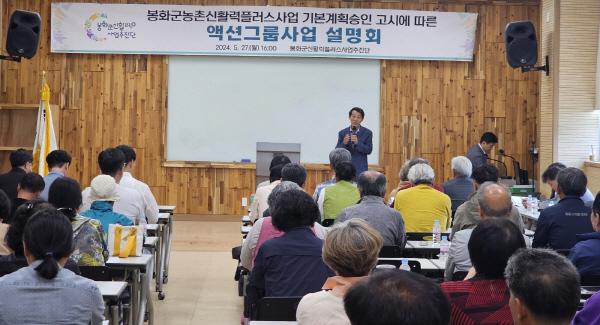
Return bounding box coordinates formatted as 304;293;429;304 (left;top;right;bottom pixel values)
505;21;537;68
6;10;41;59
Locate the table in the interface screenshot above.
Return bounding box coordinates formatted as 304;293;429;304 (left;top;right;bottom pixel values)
511;196;540;230
157;206;175;288
97;280;127;325
106;255;154;325
158;205;176;213
242;225;252;235
249;322;297;325
378;258;439;271
145;226;165;299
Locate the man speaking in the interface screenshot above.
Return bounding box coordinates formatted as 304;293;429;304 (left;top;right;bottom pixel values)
336;107;373;176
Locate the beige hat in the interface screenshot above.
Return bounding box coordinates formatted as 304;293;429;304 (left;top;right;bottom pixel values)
89;175;120;202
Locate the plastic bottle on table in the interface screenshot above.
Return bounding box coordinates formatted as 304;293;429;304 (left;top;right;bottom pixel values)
400;258;411;271
440;235;450;258
527;194;533;213
432;219;441;244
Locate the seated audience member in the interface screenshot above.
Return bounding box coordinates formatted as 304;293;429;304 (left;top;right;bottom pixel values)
115;145;159;224
452;164;524;237
0;208;104;324
49;177;107;266
313;148;352;202
244;189;334;318
11;172;44;219
319;161;360;222
82;148;145;224
241;181;328;271
0;148;32;201
443;156;474;212
568;192;600;277
572;291;600;325
250;160;286;221
40;149;71;201
533;167;593;249
0;201;80;277
261;163;308;218
0;190;11;255
297;219;383;325
446;183;527;280
542;162;594;205
344;270;451;325
257;154;291;190
388;158;444;206
81;175;134;239
505;249;581;325
336;171;406;247
441;218;526;324
394;163;451;232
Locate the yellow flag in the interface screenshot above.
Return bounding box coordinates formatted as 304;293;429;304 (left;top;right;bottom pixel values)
32;72;57;176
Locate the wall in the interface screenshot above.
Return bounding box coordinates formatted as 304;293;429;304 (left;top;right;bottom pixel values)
0;0;539;215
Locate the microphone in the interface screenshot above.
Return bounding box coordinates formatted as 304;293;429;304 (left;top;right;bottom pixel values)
487;157;509;178
499;149;518;162
499;149;523;183
350;126;357;149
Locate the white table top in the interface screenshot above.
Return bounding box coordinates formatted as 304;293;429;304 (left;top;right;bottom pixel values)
144;236;159;247
249;322;297;325
429;256;447;269
106;254;153;267
512;196;540;220
96;280;127;298
158;212;170;220
378;258;439;271
241;225;252;234
158;205;176;212
242;215;251;222
145;224;159;232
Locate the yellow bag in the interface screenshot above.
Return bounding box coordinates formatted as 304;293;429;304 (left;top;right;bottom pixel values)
108;224;143;257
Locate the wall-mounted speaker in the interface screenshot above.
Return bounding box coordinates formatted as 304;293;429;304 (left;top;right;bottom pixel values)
505;20;538;68
6;10;41;59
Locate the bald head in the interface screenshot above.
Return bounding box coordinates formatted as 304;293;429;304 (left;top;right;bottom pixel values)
357;170;386;198
477;182;512;218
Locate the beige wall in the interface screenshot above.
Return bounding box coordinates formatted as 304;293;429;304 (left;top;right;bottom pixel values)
539;0;600;198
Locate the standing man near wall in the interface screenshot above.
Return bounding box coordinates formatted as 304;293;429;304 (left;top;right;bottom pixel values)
336;107;373;177
466;132;498;171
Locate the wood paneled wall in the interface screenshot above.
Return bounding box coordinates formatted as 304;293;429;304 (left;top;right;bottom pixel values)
0;0;539;215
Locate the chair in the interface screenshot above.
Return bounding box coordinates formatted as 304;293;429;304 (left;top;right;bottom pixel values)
79;266;124;281
452;271;468;281
321;219;335;227
251;296;303;321
406;232;434;241
581;275;600;287
555;249;571;257
376;259;422;273
378;245;403;258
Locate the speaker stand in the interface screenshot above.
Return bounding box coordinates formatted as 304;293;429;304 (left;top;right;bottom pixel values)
0;55;21;62
521;55;549;76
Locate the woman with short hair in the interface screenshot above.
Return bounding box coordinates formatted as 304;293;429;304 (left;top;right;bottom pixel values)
0;208;105;324
296;218;383;325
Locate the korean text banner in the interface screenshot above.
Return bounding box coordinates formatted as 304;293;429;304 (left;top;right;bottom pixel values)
51;3;478;61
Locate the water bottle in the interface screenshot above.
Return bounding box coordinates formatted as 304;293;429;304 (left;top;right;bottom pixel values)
400;258;411;271
531;197;538;211
432;219;441;244
527;194;533;213
440;236;450;258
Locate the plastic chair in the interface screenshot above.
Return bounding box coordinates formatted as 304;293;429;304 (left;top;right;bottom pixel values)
378;245;403;258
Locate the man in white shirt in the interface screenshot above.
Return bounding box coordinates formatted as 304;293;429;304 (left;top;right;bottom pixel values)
250;163;285;221
81;148;146;225
116;145;159;224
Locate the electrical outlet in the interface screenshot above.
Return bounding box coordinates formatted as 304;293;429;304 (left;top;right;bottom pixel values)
241;197;248;207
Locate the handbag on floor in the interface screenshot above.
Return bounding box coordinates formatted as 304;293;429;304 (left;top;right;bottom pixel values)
108;224;143;257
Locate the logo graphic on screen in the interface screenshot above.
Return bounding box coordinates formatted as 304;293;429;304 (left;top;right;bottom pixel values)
84;13;137;42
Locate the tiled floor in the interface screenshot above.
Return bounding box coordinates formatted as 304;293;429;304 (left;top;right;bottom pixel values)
152;218;244;324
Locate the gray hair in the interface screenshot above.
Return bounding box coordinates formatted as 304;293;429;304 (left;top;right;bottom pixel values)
476;182;512;218
267;181;302;208
451;156;472;178
399;158;429;181
407;163;434;185
505;249;581;322
357;171;387;197
329;148;352;169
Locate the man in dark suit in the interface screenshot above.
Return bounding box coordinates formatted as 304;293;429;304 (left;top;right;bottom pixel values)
336;107;373;177
466;132;498;171
0;149;33;201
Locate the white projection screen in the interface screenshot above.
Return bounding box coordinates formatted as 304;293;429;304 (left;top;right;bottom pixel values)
166;56;380;164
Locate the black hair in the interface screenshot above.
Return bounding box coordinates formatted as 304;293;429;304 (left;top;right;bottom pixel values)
593;191;600;215
468;218;525;279
19;173;45;193
557;167;587;197
48;177;82;222
480;132;498;144
505;249;581;323
9;148;33;168
541;162;567;182
281;163;307;187
269;154;291;169
271;189;319;232
335;161;356;182
472;164;499;185
269;163;285;183
6;200;53;257
344;270;451;325
97;148;126;177
0;189;10;222
348;107;365;119
357;172;386;197
24;208;74;280
115;144;136;164
45;150;72;169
